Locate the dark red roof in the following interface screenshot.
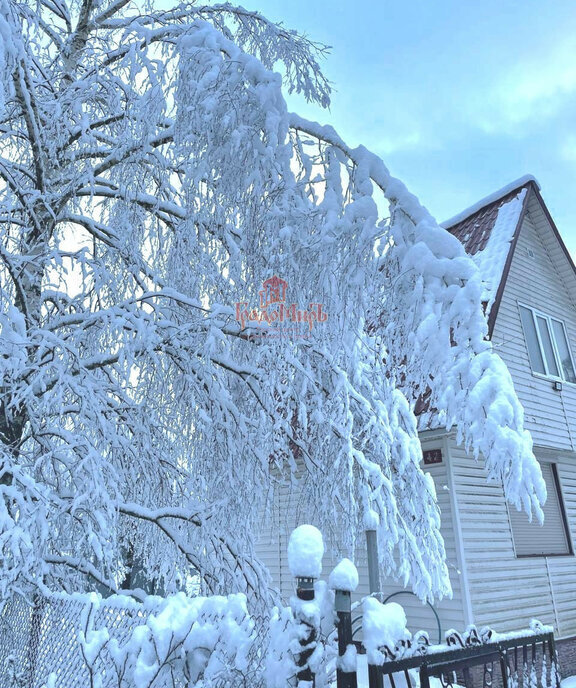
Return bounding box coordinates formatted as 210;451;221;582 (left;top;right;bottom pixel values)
445;188;526;256
417;180;534;427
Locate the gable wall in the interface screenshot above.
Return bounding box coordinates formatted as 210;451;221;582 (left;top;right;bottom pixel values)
491;212;576;448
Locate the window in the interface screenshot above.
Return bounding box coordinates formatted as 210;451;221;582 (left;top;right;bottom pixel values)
509;462;572;557
519;305;576;382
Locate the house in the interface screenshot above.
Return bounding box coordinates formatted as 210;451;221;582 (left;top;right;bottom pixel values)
416;176;576;669
256;176;576;672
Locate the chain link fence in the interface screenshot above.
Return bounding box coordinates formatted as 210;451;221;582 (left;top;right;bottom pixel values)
0;593;153;687
0;591;263;688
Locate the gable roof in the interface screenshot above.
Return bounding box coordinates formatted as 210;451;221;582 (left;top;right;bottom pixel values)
441;174;539;232
417;176;576;430
440;175;575;337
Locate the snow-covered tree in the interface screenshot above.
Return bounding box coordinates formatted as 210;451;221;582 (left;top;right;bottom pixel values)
0;0;545;606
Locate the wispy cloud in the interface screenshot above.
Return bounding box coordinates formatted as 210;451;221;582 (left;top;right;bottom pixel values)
467;39;576;134
560;134;576;162
373;131;424;156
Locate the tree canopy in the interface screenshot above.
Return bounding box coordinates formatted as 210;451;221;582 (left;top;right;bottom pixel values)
0;0;545;607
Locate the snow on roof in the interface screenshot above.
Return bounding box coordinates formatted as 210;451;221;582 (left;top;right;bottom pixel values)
441;178;534;313
442;175;539;230
471;188;527;309
416;177;534;432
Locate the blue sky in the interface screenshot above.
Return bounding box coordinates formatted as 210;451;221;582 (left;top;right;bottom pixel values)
251;0;576;256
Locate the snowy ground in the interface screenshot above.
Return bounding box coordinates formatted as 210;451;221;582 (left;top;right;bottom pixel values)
357;654;369;687
561;678;576;688
356;657;457;688
356;656;413;688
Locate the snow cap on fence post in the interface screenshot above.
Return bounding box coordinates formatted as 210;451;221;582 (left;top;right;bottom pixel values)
363;598;411;666
329;558;359;595
329;557;358;616
288;524;324;579
329;557;358;638
288;525;324;685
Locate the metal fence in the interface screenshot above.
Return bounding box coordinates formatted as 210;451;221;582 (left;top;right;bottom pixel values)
0;594;152;688
0;591;267;688
0;585;564;688
374;629;561;688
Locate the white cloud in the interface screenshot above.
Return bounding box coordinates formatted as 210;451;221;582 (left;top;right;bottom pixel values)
373;130;423;156
560;134;576;162
468;39;576;133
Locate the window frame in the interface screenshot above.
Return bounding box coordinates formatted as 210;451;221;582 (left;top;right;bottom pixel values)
518;303;576;384
508;461;573;558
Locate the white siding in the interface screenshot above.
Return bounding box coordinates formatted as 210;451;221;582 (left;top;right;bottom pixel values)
254;480;371;604
254;483;291;599
450;440;555;631
255;438;468;643
376;437;467;642
450;436;576;638
491;212;576;449
546;457;576;636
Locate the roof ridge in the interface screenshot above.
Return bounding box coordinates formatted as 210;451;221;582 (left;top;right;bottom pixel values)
441;175;540;229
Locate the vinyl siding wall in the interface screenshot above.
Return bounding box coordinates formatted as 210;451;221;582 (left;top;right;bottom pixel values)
491;212;576;449
449;205;576;638
374;435;468;641
449;438;576;637
255;436;468;641
546;458;576;636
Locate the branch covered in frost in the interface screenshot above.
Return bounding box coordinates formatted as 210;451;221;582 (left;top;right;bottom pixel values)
69;591;255;688
0;0;543;609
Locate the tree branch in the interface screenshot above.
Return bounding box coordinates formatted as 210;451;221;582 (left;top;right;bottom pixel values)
44;554;147;601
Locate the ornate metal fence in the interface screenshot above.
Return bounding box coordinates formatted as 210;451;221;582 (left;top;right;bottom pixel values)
287;564;562;688
372;628;560;688
329;591;562;688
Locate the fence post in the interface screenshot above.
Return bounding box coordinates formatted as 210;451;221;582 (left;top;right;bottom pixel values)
335;587;358;688
365;529;381;595
26;594;46;688
295;575;317;686
365;530;384;688
288;524;324;687
368;655;384;687
548;633;561;688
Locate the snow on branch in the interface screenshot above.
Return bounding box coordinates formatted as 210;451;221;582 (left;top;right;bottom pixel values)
0;0;543;609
